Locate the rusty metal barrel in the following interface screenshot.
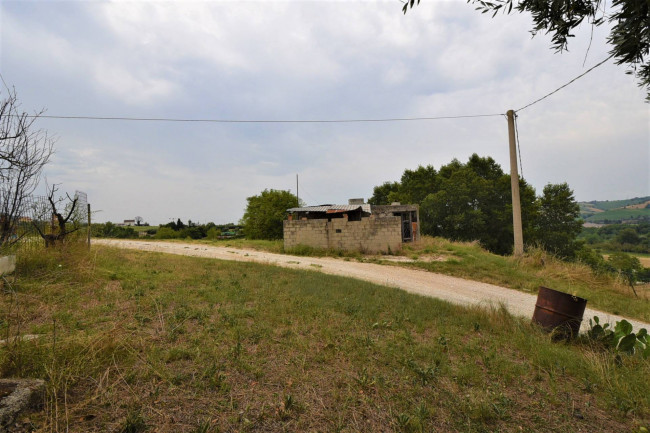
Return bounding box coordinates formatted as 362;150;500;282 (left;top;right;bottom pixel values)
532;286;587;339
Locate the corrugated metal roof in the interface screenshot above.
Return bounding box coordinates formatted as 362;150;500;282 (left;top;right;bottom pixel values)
287;204;372;213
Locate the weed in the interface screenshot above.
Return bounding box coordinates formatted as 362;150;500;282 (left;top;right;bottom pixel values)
192;419;213;433
394;413;411;432
406;358;440;386
276;394;299;421
586;316;649;358
119;408;148;433
354;367;375;388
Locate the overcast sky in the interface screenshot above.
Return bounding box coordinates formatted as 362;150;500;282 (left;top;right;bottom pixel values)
1;0;648;225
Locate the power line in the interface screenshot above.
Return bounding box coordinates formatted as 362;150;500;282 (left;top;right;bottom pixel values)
5;54;613;126
22;113;504;124
516;54;614;112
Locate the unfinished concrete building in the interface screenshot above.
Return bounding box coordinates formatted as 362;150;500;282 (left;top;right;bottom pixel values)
283;199;419;253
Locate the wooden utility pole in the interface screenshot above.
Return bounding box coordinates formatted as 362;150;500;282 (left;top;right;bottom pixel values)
87;203;91;249
507;110;524;256
296;174;299;205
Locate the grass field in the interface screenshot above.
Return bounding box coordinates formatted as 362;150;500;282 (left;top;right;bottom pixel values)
579;197;650;212
164;236;650;323
132;225;158;233
0;246;648;432
584;208;650;223
397;238;650;323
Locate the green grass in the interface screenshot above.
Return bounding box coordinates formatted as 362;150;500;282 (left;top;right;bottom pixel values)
580;197;650;212
396;238;650;323
0;246;648;432
131;225;158;233
128;236;650;322
585;208;650;223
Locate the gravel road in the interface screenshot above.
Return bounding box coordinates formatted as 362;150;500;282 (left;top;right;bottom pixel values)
95;239;649;332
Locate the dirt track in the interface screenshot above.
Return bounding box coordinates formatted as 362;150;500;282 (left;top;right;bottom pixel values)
95;239;649;332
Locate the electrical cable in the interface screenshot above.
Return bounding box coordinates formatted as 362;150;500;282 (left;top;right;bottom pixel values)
21;113;504;124
516;54;614;112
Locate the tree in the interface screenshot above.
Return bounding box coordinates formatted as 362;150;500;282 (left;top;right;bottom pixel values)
616;227;641;245
241;189;299;240
0;87;53;248
368;181;401;205
135;216;143;226
32;184;81;247
419;155;537;254
399;165;439;204
607;252;642;297
368;155;590;256
534;183;583;258
403;0;650;100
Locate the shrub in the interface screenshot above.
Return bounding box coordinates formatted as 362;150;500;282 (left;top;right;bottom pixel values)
206;227;221;240
179;227;203;240
155;227;179;239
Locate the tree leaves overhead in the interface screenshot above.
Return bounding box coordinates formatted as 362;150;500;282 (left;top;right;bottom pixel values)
403;0;650;100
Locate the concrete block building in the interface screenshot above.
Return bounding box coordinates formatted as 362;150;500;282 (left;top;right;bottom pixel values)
283;199;419;254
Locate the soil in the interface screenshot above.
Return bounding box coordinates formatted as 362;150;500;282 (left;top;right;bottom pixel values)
0;382;15;405
94;239;650;332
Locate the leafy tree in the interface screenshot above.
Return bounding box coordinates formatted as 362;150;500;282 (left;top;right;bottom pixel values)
403;0;650;99
420;155;536;254
607;252;642;297
206;227;221;240
241;189;298;240
575;244;613;274
155;227;179;239
368;181;401;205
92;222;138;239
399;165;439;204
368;155;584;256
616;227;641;245
179;226;203;239
534;183;583;259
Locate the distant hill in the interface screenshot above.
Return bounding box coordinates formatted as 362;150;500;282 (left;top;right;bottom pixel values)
579;196;650;223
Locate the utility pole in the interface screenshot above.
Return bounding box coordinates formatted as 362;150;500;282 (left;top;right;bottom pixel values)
87;203;91;250
507;110;524;256
296;174;299;205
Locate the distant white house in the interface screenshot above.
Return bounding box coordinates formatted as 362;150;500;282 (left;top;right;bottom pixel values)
123;219;136;226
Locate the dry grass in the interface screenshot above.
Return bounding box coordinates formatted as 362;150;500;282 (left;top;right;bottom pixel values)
0;245;648;432
171;236;649;322
396;237;650;322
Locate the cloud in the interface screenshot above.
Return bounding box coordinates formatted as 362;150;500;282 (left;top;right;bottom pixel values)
2;0;647;225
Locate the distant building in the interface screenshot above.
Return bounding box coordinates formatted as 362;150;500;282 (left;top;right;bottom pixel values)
123;219;136;226
283;199;419;254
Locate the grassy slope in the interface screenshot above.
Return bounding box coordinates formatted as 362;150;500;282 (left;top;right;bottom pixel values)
584;208;650;223
397;238;650;323
580;197;650;212
132;225;158;232
1;247;648;432
178;236;650;322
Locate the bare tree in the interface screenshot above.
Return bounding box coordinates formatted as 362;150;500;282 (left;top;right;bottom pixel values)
0;87;53;248
135;216;143;226
32;184;80;247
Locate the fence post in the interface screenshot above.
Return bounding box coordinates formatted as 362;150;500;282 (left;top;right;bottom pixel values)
87;203;91;249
